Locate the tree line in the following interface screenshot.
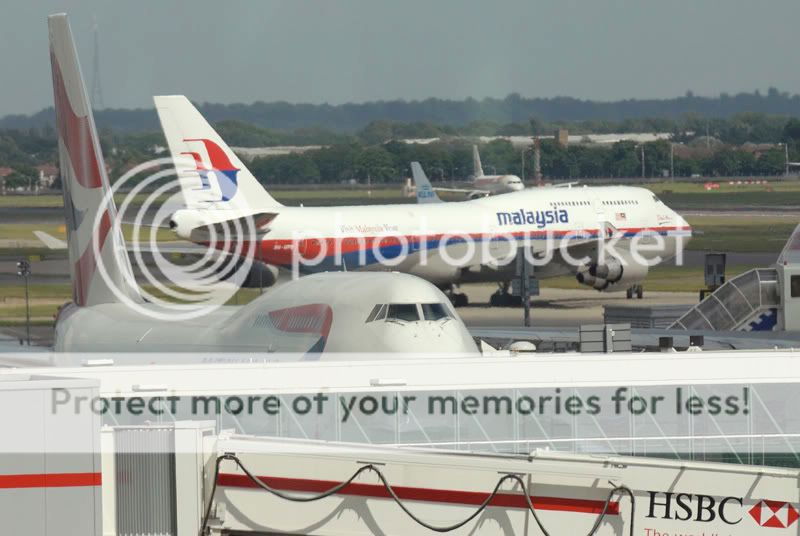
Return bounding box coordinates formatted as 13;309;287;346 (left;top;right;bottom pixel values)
5;89;800;134
2;114;800;187
246;137;792;184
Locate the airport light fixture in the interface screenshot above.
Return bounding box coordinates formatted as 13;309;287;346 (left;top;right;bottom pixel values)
779;142;790;176
16;259;31;346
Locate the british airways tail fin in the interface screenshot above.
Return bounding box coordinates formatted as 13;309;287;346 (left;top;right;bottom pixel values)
154;95;282;211
48;13;141;307
410;162;442;204
472;144;485;178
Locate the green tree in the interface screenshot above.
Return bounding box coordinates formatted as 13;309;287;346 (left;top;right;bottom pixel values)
755;148;785;175
249;153;320;184
354;146;395;182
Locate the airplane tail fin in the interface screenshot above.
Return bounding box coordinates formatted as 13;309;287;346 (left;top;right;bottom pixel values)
48;13;142;307
154;95;283;211
410;162;442;204
472;144;484;178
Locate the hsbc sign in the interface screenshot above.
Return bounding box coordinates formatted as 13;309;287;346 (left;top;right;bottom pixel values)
645;491;799;534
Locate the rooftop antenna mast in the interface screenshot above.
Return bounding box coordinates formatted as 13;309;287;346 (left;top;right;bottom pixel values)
90;16;104;109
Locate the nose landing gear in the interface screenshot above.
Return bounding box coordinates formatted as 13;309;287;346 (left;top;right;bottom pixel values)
626;284;644;299
489;282;523;307
444;284;470;307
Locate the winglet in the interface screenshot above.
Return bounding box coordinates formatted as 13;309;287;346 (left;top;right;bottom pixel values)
410;162;443;204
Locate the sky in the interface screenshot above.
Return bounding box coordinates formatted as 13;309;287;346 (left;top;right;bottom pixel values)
2;0;800;117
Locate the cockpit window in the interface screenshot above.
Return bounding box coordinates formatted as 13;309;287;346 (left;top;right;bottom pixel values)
652;195;661;203
366;304;389;323
421;303;450;320
365;304;381;323
368;303;451;323
386;303;419;322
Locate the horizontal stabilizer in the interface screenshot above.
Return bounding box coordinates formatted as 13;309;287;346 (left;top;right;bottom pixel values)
33;230;68;249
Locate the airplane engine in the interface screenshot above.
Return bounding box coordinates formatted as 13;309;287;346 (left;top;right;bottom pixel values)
216;258;280;288
407;261;461;285
576;252;649;291
243;261;280;288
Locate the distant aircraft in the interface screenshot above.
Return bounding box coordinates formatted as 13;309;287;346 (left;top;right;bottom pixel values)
410;162;579;207
410;162;443;204
47;13;477;355
421;145;525;200
155;97;691;307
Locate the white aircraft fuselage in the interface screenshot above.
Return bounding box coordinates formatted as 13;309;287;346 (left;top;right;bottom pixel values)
174;185;691;288
473;174;525;195
54;272;478;353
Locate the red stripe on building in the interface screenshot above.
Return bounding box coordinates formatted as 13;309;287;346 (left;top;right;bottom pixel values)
0;472;101;489
217;473;618;515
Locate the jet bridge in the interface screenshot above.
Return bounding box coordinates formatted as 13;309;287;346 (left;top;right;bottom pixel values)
98;423;800;536
671;223;800;332
670;267;780;331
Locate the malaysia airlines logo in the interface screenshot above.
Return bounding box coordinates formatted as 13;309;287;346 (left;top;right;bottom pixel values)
496;208;569;229
181;138;240;202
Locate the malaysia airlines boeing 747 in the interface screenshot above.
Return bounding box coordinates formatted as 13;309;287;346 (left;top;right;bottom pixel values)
155;96;691;306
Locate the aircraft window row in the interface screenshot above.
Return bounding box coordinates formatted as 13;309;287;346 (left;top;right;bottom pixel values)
601;200;639;205
551;201;590;207
366;303;452;323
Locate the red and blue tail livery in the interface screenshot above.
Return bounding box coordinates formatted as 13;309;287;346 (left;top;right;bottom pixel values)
183;138;240;201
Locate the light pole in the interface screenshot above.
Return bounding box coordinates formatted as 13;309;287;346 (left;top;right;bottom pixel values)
669;143;675;180
16;259;31;346
640;145;646;179
520;143;535;181
784;143;790;177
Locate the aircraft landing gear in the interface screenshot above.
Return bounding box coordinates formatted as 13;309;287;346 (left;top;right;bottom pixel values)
626;284;644;299
445;285;470;307
490;282;522;307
